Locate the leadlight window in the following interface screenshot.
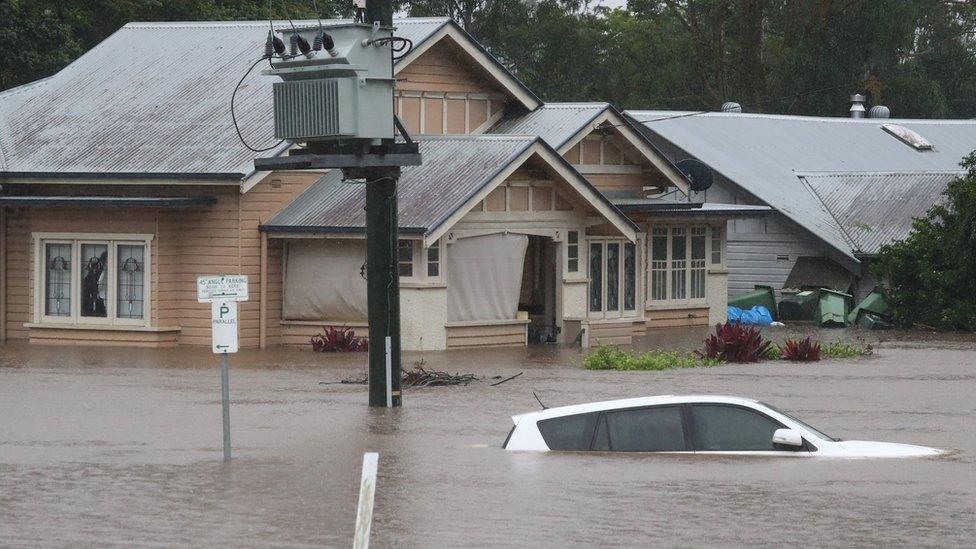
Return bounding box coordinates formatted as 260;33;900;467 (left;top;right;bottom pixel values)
80;243;109;318
624;243;636;311
37;236;150;324
606;242;620;311
45;243;72;317
567;231;579;273
589;242;602;313
589;239;638;317
117;244;145;319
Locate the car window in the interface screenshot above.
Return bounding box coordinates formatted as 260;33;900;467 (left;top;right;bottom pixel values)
537;413;598;451
593;406;686;452
691;405;784;451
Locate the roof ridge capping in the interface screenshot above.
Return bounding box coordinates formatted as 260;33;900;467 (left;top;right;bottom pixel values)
123;16;451;29
414;134;538;141
626;109;976;125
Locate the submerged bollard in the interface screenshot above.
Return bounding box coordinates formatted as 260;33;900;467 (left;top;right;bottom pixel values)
353;452;379;549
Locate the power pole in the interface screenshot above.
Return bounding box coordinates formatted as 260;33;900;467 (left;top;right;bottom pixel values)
363;0;400;408
254;0;415;407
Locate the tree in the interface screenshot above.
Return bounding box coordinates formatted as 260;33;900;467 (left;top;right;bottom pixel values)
872;152;976;331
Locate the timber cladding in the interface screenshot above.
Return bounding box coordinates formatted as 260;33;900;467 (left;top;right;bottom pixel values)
394;39;507;135
645;307;710;328
446;321;528;349
1;171;319;347
586;320;635;346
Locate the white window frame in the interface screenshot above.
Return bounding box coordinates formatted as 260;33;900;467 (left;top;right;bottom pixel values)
424;238;443;280
647;225;709;307
33;233;153;328
397;239;417;279
587;238;639;319
565;230;580;274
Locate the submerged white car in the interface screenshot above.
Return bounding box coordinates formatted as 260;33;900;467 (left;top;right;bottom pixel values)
504;395;943;458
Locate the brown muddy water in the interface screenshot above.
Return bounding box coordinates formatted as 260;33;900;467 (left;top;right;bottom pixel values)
1;328;974;547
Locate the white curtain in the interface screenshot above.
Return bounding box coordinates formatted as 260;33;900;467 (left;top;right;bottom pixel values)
283;240;368;321
447;233;529;322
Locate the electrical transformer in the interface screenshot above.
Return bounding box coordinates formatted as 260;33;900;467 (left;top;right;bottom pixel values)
264;23;396;143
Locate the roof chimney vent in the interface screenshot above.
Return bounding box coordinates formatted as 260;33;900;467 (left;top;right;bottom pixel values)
849;94;867;118
721;101;742;113
869;105;890;119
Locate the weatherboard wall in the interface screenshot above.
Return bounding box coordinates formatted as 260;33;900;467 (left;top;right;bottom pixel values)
0;172;318;346
394;38;508;135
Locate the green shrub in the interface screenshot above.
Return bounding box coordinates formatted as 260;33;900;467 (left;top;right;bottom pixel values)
583;346;720;371
697;322;772;363
872;152;976;330
822;341;873;358
779;337;822;361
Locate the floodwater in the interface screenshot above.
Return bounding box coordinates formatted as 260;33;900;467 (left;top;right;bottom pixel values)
1;328;974;547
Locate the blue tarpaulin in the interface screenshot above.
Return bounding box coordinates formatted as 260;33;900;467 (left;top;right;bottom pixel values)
728;305;773;326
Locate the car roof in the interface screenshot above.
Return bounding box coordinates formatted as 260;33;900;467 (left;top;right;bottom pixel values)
513;395;763;424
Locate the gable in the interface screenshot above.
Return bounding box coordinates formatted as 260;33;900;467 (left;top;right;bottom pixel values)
427;144;637;246
396;22;541;112
395;40;508;135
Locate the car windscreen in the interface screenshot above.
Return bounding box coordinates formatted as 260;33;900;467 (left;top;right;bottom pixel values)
760;402;839;441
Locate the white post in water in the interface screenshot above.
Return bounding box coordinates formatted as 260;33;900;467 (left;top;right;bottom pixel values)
384;336;393;407
353;452;379;549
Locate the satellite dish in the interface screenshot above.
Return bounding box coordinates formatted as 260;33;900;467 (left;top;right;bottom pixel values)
676;158;714;192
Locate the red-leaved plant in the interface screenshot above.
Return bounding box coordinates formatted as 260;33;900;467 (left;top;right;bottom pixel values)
779;337;821;361
696;322;771;363
311;327;368;352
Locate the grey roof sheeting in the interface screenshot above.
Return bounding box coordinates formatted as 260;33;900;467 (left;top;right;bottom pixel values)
0;196;217;207
264;134;638;238
0;18;449;178
613;200;772;218
490;103;609;149
800;171;959;255
627;111;976;261
264;136;537;233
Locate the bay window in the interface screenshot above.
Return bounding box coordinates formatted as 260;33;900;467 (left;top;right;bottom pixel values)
649;226;709;305
589;239;638;317
36;234;151;326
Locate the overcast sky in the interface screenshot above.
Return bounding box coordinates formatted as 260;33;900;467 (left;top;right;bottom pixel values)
593;0;629;9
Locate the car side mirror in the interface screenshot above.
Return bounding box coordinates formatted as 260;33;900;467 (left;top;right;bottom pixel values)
772;428;803;447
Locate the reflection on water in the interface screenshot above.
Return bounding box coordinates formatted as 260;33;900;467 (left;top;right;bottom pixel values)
0;330;973;547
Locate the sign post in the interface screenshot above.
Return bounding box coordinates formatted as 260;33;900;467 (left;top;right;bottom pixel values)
198;275;249;462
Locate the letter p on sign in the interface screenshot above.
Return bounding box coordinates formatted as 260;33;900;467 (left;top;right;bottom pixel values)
211;300;239;354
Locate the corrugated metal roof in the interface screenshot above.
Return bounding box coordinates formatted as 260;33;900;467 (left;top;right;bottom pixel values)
489;103;609;149
0;18;448;178
265;135;536;232
626;110;976;259
800;171;958;255
613;200;771;217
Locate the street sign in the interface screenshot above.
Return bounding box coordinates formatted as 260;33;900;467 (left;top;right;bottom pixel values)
197;275;249;303
211;300;239;354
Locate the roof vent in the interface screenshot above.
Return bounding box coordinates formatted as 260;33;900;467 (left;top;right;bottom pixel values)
869;105;890;119
881;124;933;151
721;101;742;113
849;94;867;118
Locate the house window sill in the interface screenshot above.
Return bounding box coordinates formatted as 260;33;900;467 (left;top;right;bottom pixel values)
24;323;180;333
646;303;708;311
